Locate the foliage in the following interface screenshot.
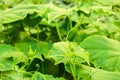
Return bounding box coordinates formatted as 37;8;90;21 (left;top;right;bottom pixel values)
0;0;120;80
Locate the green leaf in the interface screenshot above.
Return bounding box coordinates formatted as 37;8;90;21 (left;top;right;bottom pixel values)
92;22;120;34
1;0;21;7
31;72;65;80
110;32;120;41
31;72;45;80
91;5;113;15
0;44;26;71
47;3;73;23
0;70;32;80
15;41;52;59
80;35;120;71
65;64;120;80
69;27;98;44
0;4;47;24
48;42;89;65
96;0;120;6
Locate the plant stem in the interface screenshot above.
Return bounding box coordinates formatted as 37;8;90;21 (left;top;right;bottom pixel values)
36;25;39;41
76;14;84;30
68;15;72;29
70;63;77;80
65;13;85;41
55;21;63;41
26;57;34;71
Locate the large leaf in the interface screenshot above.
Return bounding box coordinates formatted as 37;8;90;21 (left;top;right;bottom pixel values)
47;42;89;65
80;35;120;71
65;64;120;80
0;4;47;24
0;44;26;71
0;3;74;25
